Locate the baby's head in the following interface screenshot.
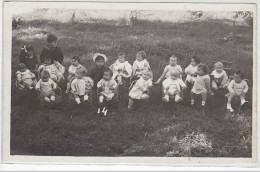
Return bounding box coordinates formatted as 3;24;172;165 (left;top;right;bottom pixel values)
18;63;27;72
170;71;180;80
169;54;178;66
117;52;126;63
75;68;86;79
142;70;152;81
93;53;107;68
47;34;58;48
197;64;209;76
41;70;50;82
136;51;146;62
233;70;244;83
44;57;52;65
103;68;113;81
72;56;80;67
214;62;224;73
191;56;201;66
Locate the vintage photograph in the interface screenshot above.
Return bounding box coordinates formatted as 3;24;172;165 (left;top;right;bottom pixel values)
3;1;256;164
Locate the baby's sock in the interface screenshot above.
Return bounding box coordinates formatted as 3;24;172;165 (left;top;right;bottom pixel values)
99;96;104;103
163;95;170;102
175;95;182;102
191;99;194;105
83;95;89;101
201;101;206;106
44;97;50;102
227;103;234;112
50;96;55;101
241;99;248;105
75;98;81;104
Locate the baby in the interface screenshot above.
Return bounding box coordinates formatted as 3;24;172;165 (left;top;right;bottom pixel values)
211;62;229;90
97;68;118;104
226;70;248;112
71;68;94;104
38;57;65;83
128;70;153;109
110;52;132;85
16;63;37;90
162;71;186;102
35;70;57;102
155;54;183;84
185;56;201;85
65;56;85;93
132;51;151;80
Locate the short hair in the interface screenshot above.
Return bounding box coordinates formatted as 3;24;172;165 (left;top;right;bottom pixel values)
198;64;209;74
214;62;224;69
41;70;50;79
137;51;146;59
143;70;153;78
72;56;80;62
18;63;27;70
192;56;201;64
104;68;113;76
118;52;126;57
76;67;87;76
234;70;244;79
47;34;58;43
169;54;178;60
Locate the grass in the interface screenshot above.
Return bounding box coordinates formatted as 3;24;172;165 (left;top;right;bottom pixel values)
11;18;253;157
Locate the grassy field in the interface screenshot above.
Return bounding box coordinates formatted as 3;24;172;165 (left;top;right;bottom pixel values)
11;18;253;157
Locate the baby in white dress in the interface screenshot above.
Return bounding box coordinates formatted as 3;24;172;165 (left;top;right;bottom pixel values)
132;51;151;79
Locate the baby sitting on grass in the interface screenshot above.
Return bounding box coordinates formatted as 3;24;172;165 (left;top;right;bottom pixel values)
35;70;57;102
16;63;37;90
71;68;94;104
162;71;186;103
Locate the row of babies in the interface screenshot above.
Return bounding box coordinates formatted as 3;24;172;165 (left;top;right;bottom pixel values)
16;48;249;112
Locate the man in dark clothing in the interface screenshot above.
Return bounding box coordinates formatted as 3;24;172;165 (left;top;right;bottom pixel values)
40;34;64;64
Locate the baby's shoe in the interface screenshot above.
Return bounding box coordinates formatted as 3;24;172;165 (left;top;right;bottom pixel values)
65;89;70;94
162;95;170;102
44;97;50;102
75;98;81;104
83;95;89;102
227;104;234;112
191;99;195;106
175;95;182;102
50;96;55;101
241;99;248;106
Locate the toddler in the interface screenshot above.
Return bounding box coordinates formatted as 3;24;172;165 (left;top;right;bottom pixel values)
35;70;57;102
226;70;248;112
38;57;65;83
71;68;94;104
155;54;183;84
97;68;118;105
132;51;151;79
128;70;153;109
19;45;39;73
40;33;64;64
185;56;201;85
16;63;37;90
110;52;132;85
65;56;85;93
162;71;186;103
211;62;229;90
190;64;214;107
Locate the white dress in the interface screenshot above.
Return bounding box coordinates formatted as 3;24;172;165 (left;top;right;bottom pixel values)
110;60;132;79
16;69;36;87
38;62;65;81
97;79;118;97
162;78;186;95
164;65;183;78
71;77;94;96
132;59;151;77
129;77;153;99
185;64;198;83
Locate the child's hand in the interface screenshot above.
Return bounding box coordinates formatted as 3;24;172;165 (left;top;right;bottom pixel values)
53;87;57;91
154;80;160;85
